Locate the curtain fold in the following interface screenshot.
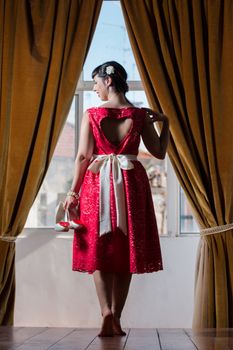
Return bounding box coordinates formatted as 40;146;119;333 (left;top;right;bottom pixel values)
120;0;233;328
0;0;102;325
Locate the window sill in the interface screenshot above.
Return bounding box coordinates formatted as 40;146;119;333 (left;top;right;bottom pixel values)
19;228;200;240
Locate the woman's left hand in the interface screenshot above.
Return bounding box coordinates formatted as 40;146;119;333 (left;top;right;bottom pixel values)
63;196;79;211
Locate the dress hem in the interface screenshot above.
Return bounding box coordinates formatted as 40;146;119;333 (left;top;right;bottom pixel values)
72;265;163;275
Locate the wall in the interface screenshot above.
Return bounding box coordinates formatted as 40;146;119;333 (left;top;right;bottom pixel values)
14;229;199;328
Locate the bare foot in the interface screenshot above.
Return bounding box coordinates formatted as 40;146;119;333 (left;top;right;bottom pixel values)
113;316;126;336
98;312;114;337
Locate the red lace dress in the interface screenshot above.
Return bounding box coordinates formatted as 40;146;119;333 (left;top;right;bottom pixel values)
72;107;163;274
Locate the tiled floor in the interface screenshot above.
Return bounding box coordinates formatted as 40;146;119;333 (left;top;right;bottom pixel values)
0;327;232;349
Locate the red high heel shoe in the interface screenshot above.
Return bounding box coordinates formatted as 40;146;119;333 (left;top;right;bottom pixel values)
54;202;83;232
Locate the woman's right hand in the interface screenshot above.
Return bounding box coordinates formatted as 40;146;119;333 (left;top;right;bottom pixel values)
63;195;79;211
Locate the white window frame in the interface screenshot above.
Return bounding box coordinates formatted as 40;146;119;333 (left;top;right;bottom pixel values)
22;84;198;237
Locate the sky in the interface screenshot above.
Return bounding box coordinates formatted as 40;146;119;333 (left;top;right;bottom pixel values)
84;1;141;81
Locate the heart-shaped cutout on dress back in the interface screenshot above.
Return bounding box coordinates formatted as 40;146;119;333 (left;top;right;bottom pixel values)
100;117;133;146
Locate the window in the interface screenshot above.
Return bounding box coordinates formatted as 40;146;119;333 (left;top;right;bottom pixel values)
25;98;76;228
25;0;198;235
180;188;199;233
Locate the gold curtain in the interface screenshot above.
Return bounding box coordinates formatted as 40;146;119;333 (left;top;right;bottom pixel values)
0;0;102;325
121;0;233;328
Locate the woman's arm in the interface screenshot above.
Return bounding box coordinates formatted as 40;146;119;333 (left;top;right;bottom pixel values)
63;110;94;210
141;108;170;159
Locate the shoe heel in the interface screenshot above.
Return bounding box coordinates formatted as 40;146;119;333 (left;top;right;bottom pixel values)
69;220;83;230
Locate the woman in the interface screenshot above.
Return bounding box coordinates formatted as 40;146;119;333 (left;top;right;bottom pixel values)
63;61;170;337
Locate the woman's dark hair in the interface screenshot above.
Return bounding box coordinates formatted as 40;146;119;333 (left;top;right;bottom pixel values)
92;61;129;95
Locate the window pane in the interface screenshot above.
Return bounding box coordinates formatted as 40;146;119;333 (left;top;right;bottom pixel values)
83;1;141;81
180;187;199;233
83;91;167;235
25;98;76;227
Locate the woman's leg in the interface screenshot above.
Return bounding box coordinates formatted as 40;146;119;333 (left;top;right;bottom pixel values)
112;272;132;335
93;270;114;336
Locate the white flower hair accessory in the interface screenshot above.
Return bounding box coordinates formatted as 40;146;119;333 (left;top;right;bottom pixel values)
105;65;115;75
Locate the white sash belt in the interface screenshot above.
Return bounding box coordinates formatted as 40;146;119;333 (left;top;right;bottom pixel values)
87;153;138;236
